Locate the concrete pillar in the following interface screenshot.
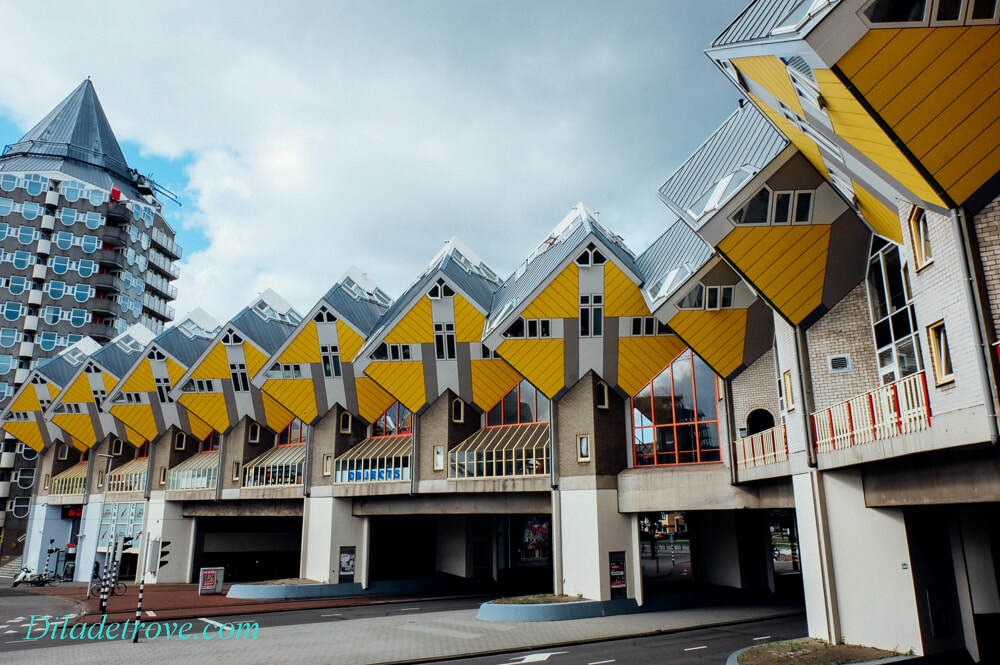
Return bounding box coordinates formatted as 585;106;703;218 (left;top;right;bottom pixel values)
558;483;636;601
794;468;923;654
144;491;195;583
435;516;471;577
299;495;368;584
74;496;105;582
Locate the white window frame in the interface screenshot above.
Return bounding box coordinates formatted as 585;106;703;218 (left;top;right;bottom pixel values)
111;438;123;456
339;411;353;434
247;422;261;444
174;432;186;451
792;191;814;225
928;320;954;385
451;398;464;424
322;454;332;476
771;190;794;225
159;466;167;486
705;286;721;311
433;445;445;471
577;434;591;463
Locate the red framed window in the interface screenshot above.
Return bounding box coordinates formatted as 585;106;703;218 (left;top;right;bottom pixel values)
631;349;721;466
200;431;220;452
277;418;307;445
136;442;149;459
372;401;412;437
486;379;550;426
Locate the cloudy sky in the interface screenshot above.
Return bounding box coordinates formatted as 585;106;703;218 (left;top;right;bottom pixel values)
0;1;747;323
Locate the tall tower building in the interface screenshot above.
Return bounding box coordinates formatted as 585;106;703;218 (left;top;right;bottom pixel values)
0;79;180;559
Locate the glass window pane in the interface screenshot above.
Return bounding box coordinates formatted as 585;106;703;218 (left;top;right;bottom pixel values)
699;423;721;461
896;337;921;378
676;424;698;463
773;192;792;223
535;393;550;423
693;355;717;421
867;256;888;321
652;368;673;425
633;384;653;427
882;247;907;312
518;380;535;422
487;404;501;426
672;353;695;423
502;389;518;425
655;426;675;463
734;188;770;224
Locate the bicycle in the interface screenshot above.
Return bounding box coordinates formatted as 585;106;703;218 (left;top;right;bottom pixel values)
89;580;127;597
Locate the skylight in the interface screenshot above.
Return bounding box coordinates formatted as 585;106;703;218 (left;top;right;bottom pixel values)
686;166;756;223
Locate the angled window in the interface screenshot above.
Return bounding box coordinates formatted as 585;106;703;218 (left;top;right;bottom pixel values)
247;422;261;443
909;208;933;269
486;379;549;426
678;284;704;309
596;381;610;409
731;188;771;225
867;239;922;384
863;0;928;23
201;431;221;452
278;418;307;445
451;398;465;423
503;317;525;339
372;401;412;437
928;321;954;385
339;411;352;434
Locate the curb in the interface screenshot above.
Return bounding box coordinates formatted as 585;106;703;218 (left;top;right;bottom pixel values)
725;640;918;665
365;609;805;665
477;598;639;622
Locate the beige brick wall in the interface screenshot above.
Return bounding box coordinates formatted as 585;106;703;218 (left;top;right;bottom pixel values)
731;348;779;435
805;282;880;412
973;193;1000;337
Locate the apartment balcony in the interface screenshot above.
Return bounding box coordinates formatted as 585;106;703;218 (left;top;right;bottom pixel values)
0;480;9;499
150;228;182;260
0;451;15;468
107;457;148;494
811;371;932;469
243;444;305;488
50;462;88;496
100;227;127;247
79;321;117;341
142;293;175;320
734;424;790;481
147;251;180;279
333;434;412;497
145;271;178;300
94;249;125;269
167;452;219;495
106;202;130;224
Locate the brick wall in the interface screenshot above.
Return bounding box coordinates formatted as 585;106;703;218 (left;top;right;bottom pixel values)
731;348;780;435
805;283;879;412
973;193;1000;336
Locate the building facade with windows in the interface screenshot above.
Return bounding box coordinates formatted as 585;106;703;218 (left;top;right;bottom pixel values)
0;79;180;561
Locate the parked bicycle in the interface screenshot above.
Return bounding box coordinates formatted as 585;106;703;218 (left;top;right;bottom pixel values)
89;577;127;597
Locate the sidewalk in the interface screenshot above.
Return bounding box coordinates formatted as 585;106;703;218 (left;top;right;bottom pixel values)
24;583;477;624
2;601;804;665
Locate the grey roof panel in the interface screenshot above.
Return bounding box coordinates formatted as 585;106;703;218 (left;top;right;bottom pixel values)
441;257;496;312
2;80;131;180
370;270;441;339
321;283;386;336
658;104;787;221
91;342;139;378
231;307;298;356
637;220;714;287
36;355;81;387
713;0;803;47
155;326;214;368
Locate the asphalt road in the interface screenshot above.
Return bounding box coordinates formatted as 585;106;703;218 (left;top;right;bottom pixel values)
0;586;82;648
430;614;807;665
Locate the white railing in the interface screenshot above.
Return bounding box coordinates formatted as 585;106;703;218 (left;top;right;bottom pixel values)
107;467;147;493
50;473;86;495
812;371;930;455
734;424;788;469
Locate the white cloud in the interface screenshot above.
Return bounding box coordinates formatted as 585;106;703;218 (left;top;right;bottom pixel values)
0;1;744;321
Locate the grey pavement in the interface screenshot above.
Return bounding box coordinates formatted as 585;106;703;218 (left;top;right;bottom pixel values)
0;600;801;665
0;587;82;645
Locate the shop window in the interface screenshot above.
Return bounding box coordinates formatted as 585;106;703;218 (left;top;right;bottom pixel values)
339;411;352;434
783;371;796;411
596;382;610;409
928;321;954;385
579;295;603;337
909;208;933;269
631;349;721;466
434;445;445;471
174;432;186;450
577;435;591;462
451;398;464;423
247;422;260;443
322;454;332;476
486;379;549;426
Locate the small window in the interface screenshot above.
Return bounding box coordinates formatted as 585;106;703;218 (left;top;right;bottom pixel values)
678;284;704;309
596;382;609;410
451;398;465;423
232;460;240;481
909;208;933;269
57;444;69;460
339;411;352;434
322;454;332;476
720;286;735;308
793;192;813;224
577;434;591;462
706;286;720;310
174;432;186;451
782;370;796;411
248;422;260;443
97;471;105;488
772;191;793;224
732;188;771;225
43;473;50;490
159;466;167;485
928;321;954;385
433;445;445;471
111;438;123;456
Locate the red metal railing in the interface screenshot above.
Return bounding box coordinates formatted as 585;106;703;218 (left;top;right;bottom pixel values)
735;423;788;469
812;371;930;454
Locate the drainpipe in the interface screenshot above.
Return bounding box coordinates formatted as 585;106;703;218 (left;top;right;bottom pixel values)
302;422;313;498
548;397;563;595
409;416;419;495
794;327;818;467
952;208;1000;444
725;379;738;485
144;435;154;501
214;432;225;502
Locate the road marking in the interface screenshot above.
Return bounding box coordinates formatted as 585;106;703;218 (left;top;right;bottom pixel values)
397;607;421;611
321;613;343;617
146;611;157;617
502;653;569;663
753;635;771;641
198;618;232;633
399;623;481;640
19;624;32;628
589;660;616;664
11;617;24;622
683;646;707;651
4;630;16;634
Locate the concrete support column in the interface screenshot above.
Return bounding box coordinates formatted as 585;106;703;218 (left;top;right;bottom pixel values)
300;496;368;584
144;491;195;583
551;489;563;595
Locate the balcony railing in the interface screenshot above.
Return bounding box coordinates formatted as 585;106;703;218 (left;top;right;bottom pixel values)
148;250;180;279
243;444;305;488
107;458;148;493
734;424;787;469
812;371;930;455
167;452;219;490
150;227;182;259
50;463;88;495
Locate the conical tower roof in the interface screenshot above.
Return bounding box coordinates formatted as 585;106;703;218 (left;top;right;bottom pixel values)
2;79;131;179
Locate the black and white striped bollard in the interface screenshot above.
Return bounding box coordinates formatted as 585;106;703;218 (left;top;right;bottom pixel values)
131;577;145;643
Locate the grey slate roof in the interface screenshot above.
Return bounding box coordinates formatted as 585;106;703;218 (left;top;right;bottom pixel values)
2;79;132;180
712;0;804;47
637;220;715;305
91;342;139;378
658;104;787;223
231;307;298;356
156;326;215;368
36;354;82;387
322;283;387;337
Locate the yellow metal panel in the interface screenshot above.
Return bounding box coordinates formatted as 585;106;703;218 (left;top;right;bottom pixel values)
46;382;61;400
719;226;830;326
604;261;649;318
261;393;296;434
243;342;269;378
192;343;229;380
813;69;945;207
10;384;40;412
617;336;688;397
669;310;747;379
454;294;486;343
949;142;1000;204
187;412;215;441
262;378;318;424
732;55;805;120
337;321;365;363
749;94;829;179
496;338;564;398
365;361;426;413
355;376;396;425
177;392;231;433
165;357;187;387
864;29;963;114
853;181;903;243
61;373;94;404
522;263;579;319
385;296;433;344
101;372;118;395
52;413;96;448
123;425;146;447
837;28;900;78
120;359;155;393
278;320;321;364
2;421;45;452
109;404;159;442
847;28;932;94
470;359;522;412
70;437;87;452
